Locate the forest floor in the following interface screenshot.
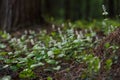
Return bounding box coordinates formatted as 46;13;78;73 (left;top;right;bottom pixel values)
0;20;120;80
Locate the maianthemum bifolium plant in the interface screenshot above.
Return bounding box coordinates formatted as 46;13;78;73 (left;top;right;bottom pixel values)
0;19;119;80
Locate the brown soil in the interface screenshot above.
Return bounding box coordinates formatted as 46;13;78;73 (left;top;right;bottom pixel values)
94;27;120;80
1;26;120;80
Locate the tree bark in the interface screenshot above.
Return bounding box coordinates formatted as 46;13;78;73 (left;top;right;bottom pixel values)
116;0;120;16
45;0;52;16
64;0;71;20
0;0;45;31
108;0;115;18
85;0;90;20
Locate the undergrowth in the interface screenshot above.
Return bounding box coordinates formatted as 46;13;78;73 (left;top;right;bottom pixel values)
0;19;119;80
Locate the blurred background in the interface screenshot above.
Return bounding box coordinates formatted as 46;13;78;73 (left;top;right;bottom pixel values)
41;0;120;21
0;0;119;31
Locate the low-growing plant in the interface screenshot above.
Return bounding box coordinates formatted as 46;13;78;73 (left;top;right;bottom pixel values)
0;19;119;79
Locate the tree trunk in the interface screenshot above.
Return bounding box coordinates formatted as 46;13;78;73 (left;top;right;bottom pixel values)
64;0;71;20
108;0;115;18
0;0;45;31
116;0;120;16
45;0;53;17
85;0;90;20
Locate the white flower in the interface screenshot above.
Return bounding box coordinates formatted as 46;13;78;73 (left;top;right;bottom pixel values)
52;24;55;29
61;23;64;27
102;12;108;16
47;51;54;58
102;5;108;16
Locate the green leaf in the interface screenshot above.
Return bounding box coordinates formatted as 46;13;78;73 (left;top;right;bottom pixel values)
0;76;11;80
47;51;54;58
1;33;9;39
27;53;35;58
105;59;112;70
0;44;6;49
52;48;61;54
30;62;44;68
19;69;35;79
57;53;65;58
10;65;19;71
0;52;7;56
53;66;61;71
3;65;9;69
93;57;100;72
46;59;58;65
0;56;4;60
18;58;28;64
104;42;110;48
47;76;53;80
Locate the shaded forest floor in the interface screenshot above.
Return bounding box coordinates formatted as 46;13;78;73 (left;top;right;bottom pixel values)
0;20;120;80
